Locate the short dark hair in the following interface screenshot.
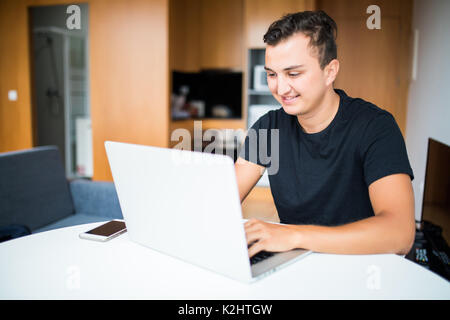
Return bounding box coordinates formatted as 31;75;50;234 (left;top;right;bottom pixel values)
263;10;337;69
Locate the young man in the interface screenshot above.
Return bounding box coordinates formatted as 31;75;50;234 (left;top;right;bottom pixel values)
236;11;415;258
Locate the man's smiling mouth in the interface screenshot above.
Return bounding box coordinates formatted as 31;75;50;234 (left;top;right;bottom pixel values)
281;94;300;103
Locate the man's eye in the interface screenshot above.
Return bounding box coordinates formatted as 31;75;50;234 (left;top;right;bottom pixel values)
289;73;301;77
267;73;276;78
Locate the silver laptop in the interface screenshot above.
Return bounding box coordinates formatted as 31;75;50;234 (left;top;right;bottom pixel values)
105;141;311;283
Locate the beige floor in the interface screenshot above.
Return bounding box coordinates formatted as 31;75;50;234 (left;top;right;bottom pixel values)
241;186;279;223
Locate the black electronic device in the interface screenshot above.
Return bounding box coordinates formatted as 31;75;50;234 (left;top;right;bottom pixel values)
171;70;242;119
406;138;450;281
79;220;127;242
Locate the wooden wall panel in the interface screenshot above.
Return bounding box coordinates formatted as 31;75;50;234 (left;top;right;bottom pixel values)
318;0;413;134
169;0;201;72
0;0;34;152
90;0;169;181
200;0;244;70
170;0;244;72
244;0;316;48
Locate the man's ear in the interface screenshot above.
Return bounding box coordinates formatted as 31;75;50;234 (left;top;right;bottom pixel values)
324;59;339;86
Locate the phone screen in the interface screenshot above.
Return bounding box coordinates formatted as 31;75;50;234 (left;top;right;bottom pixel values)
86;220;126;237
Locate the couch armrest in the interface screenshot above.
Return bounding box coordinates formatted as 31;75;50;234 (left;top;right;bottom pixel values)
69;179;123;219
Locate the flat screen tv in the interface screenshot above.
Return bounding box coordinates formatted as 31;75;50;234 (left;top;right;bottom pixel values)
172;70;242;119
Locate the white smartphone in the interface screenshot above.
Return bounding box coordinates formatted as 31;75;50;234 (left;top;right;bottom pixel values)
79;220;127;242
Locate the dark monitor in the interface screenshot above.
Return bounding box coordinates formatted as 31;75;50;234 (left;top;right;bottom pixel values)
172;70;242;119
420;138;450;243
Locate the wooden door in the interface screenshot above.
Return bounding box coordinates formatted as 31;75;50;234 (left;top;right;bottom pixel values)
319;0;413;134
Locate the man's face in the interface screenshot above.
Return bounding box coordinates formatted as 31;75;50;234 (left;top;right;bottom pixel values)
265;32;329;116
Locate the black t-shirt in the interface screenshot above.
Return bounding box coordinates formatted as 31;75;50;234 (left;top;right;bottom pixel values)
239;89;414;226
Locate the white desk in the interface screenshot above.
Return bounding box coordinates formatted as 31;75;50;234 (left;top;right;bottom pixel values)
1;222;449;299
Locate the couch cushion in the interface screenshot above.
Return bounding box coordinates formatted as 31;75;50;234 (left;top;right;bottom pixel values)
69;179;123;219
0;146;75;231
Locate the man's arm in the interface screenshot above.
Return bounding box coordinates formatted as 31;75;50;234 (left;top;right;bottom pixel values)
234;157;266;203
245;173;416;256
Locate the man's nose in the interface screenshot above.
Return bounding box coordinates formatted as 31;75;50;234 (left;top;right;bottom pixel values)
277;76;291;96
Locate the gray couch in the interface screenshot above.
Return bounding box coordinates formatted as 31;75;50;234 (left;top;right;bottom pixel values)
0;146;123;238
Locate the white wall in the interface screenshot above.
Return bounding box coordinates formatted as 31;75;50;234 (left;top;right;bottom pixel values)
405;0;450;222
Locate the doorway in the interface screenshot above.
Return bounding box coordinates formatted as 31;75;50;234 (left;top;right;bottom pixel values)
29;3;92;178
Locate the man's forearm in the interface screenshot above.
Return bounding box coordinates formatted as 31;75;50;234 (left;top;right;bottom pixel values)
293;212;415;255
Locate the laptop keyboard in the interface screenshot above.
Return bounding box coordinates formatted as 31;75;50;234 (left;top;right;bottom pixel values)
250;250;275;265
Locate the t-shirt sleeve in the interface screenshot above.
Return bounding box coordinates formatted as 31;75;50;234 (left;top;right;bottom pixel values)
238;113;272;168
359;112;414;187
